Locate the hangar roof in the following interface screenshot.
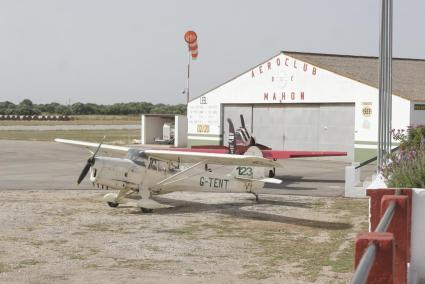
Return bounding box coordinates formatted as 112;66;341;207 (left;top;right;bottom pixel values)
285;51;425;101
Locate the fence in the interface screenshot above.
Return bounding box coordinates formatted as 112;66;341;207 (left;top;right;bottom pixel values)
351;188;412;284
0;115;72;121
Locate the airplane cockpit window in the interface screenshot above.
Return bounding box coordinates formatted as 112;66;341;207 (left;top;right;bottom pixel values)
148;159;178;174
127;149;147;166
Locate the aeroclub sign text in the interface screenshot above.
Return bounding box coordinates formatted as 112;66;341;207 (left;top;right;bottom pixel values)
251;56;317;79
250;55;318;102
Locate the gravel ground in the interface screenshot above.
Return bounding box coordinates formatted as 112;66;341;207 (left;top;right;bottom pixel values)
0;189;368;283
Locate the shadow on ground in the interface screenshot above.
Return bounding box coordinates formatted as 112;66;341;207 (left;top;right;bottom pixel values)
124;196;352;230
265;175;345;190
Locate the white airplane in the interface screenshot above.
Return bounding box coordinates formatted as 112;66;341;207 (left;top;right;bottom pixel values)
55;138;281;212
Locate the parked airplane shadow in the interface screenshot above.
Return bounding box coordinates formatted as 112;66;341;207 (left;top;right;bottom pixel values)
275;175;345;184
128;196;352;230
265;175;344;190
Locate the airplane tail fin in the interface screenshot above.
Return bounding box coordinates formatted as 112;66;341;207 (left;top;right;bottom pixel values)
238;114;255;146
227;118;236;154
240;114;246;128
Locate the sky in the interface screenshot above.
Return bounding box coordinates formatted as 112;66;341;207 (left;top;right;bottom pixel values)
0;0;424;105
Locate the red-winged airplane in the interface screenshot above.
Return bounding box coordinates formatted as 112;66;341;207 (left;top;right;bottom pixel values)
172;115;347;177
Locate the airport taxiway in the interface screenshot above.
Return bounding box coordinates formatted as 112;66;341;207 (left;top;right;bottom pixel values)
0;140;374;196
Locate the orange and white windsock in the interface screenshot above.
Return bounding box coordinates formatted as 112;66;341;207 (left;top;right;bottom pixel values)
184;31;198;60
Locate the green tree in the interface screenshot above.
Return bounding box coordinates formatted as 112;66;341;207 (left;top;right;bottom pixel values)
20;99;33;107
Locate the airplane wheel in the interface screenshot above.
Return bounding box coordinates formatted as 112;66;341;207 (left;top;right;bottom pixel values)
107;201;119;208
140;207;153;213
268;170;275;178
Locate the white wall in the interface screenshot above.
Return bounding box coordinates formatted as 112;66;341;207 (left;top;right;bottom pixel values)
141;115;173;145
141;115;146;144
174;115;188;147
410;102;425;126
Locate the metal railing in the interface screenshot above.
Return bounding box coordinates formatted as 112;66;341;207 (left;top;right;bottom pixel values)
355;146;400;170
350;189;400;284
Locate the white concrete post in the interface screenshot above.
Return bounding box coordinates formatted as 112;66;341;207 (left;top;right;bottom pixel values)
345;162;364;198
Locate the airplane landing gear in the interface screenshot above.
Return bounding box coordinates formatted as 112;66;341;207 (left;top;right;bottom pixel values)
107;201;119;208
104;189;131;208
140;207;153;213
252;193;259;202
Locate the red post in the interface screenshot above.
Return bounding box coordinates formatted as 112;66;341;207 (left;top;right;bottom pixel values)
366;188;412;259
381;195;410;284
355;232;395;284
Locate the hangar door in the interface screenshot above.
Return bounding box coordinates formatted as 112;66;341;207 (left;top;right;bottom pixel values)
222;103;355;161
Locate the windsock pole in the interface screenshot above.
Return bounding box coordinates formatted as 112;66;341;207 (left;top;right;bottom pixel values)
186;46;190;104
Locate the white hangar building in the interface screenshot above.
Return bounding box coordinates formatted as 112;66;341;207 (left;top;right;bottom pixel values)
187;51;425;161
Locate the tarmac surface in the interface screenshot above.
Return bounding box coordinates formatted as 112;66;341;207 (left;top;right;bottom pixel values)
0;140;374;196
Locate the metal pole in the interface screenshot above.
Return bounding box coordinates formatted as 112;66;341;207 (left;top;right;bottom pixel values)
351;244;377;284
384;0;393;162
377;0;385;169
378;0;393;170
186;48;191;104
383;0;388;165
387;0;393;156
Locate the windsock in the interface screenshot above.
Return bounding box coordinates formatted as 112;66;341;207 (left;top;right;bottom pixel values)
184;31;199;60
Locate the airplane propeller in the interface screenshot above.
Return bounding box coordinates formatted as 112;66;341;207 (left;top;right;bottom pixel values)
77;137;105;184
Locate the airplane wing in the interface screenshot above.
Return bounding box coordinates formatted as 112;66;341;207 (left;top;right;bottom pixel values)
55;138;280;167
144;149;280;167
54;138;130;152
170;147;347;160
261;150;347;159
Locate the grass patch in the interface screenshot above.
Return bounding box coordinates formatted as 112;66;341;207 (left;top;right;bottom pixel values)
0;129;139;143
167;198;368;281
82;222;134;234
83;223;112;232
29;239;44;248
68;253;87;260
329;198;368;217
71;231;88;236
240;265;280;280
46;239;68;246
65;247;99;261
325;241;355;273
164;224;202;238
16;259;46;269
84;263;100;269
113;259;155;270
0;262;11;273
110;258;176;271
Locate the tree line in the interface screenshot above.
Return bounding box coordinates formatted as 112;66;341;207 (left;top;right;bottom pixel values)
0;99;187;115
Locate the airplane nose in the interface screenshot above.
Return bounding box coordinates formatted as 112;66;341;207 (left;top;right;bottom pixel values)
77;157;95;184
77;138;104;184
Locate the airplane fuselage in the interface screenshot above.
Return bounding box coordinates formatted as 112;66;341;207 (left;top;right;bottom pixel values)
89;156;259;196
